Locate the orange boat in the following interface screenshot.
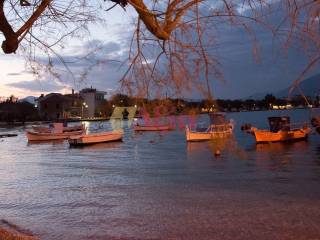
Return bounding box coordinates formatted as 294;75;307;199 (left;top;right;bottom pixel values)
26;129;84;141
68;130;123;146
26;122;85;141
250;117;311;143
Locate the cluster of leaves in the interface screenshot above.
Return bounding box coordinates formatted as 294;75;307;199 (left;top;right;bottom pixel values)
0;0;319;99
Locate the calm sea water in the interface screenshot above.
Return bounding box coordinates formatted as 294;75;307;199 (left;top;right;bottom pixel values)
0;109;320;240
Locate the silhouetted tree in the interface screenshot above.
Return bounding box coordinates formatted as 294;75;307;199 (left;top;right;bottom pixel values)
0;0;319;99
110;94;134;107
264;94;276;108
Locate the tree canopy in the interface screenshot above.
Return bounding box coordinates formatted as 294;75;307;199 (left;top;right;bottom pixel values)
0;0;319;98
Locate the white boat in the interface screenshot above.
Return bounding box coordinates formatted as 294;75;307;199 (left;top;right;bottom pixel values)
32;123;84;133
68;130;124;146
186;124;233;141
185;113;233;141
26;129;84;141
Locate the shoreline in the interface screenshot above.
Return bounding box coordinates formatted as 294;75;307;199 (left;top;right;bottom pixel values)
0;107;316;128
0;220;37;240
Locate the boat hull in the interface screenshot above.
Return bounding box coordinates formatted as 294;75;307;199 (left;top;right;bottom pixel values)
32;124;84;133
133;125;173;131
185;124;233;142
68;130;123;146
26;130;84;141
252;127;311;143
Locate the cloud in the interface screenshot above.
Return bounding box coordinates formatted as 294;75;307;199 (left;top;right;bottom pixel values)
6;80;65;92
10;40;131;96
7;72;22;76
7;69;35;76
34;41;124;68
18;39;129;95
203;1;320;99
2;0;318;100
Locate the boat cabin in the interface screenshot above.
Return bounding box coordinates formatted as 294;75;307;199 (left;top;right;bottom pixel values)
209;113;227;125
268;116;290;132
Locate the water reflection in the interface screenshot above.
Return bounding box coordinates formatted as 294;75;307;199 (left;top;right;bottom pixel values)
255;140;308;153
187;136;248;160
109;119;134;130
27;139;65;146
0;110;320;240
69;141;123;151
314;144;320;166
253;141;309;171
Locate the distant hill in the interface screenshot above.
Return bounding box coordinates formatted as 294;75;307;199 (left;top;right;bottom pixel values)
18;96;37;105
249;73;320;99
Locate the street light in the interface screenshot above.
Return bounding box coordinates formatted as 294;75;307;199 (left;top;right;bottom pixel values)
82;102;88;118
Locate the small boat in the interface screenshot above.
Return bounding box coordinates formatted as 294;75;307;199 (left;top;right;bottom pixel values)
26;129;84;141
250;116;311;143
311;116;320;134
0;133;17;138
32;123;84;133
68;130;123;146
133;124;174;131
185;113;233;141
186;124;233;141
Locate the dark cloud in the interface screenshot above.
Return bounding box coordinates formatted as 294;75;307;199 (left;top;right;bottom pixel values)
7;69;35;76
20;40;129;95
34;40;124;69
21;70;36;74
206;1;320;99
7;72;21;76
83;40;121;54
7;80;65;92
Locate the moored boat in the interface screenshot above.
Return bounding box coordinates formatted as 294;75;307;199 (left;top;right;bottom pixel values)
133;124;174;131
186;124;233;141
185;113;234;141
68;130;123;146
26;129;84;141
250;116;311;143
311;116;320;134
32;123;84;133
251;127;311;143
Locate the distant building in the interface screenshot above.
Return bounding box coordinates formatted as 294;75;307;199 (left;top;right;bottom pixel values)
38;91;84;120
272;104;293;110
37;88;108;120
80;87;107;118
64;92;85;118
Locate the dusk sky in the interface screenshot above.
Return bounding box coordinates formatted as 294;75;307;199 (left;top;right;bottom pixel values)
0;1;318;100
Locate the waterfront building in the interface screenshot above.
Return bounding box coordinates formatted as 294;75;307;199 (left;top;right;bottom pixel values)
38;90;84;120
79;87;107;118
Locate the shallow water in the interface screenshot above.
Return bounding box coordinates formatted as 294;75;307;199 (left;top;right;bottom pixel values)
0;109;320;240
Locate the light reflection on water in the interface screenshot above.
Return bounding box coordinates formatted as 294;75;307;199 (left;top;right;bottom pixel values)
0;109;319;239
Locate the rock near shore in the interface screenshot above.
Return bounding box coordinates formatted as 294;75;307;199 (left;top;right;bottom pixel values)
0;220;38;240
